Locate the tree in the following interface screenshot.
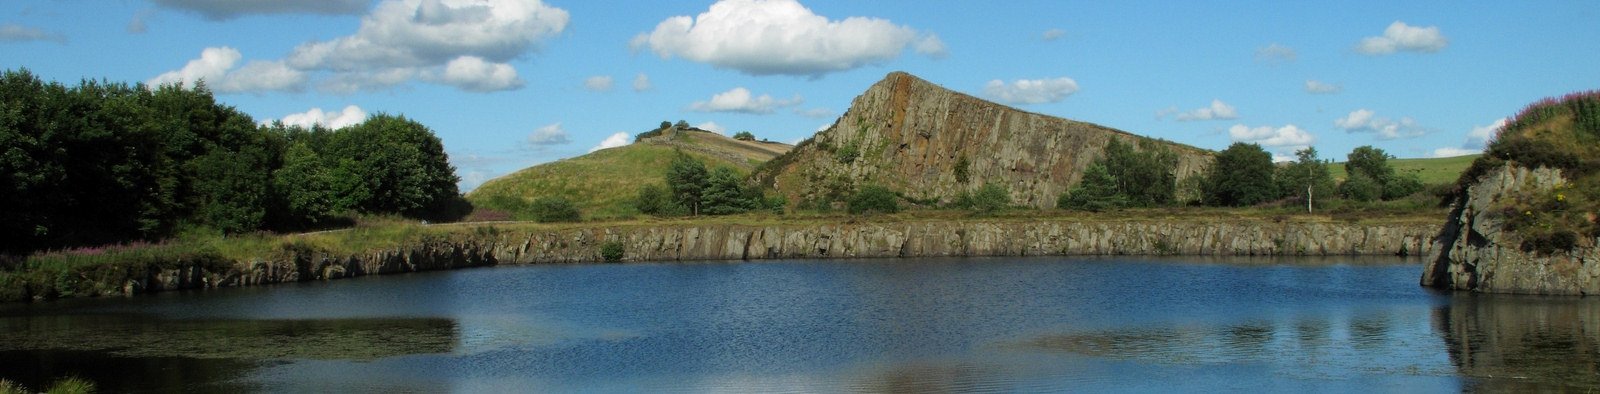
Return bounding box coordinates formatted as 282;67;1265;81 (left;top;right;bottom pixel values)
1274;147;1335;212
1345;146;1393;185
1059;163;1127;212
849;185;900;214
1203;142;1276;206
1339;145;1423;201
1339;172;1383;202
272;141;338;227
701;167;755;215
665;151;709;215
323;113;462;218
674;120;690;129
659;121;671;130
1102;138;1178;207
634;184;683;216
733;131;755;141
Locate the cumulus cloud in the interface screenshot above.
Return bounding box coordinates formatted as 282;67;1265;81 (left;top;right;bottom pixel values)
1173;99;1239;121
632;0;940;76
147;46;305;93
1304;80;1342;94
279;105;367;129
151;0;368;20
1229;124;1315;149
0;24;66;43
1335;109;1427;139
589;132;632;152
527;123;572;146
435;56;524;92
1432;117;1507;157
794;107;834;118
694;121;726;135
1254;43;1296;64
632;73;652;92
1356;21;1447;55
690;87;802;114
1041;28;1066;41
983;77;1079;105
282;0;567;93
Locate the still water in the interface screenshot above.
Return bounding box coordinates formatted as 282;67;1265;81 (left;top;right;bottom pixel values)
1;257;1596;392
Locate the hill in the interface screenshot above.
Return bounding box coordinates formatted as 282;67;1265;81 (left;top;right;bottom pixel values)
467;126;792;219
752;71;1213;209
1327;154;1478;185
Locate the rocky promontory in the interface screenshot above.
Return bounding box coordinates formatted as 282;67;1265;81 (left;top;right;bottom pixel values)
1422;165;1600;295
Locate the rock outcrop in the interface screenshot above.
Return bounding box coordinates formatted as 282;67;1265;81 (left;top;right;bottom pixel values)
756;72;1213;208
74;218;1438;301
1422;165;1600;295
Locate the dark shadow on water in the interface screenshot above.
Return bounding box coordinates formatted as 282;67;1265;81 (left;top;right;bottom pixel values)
1433;293;1600;392
0;315;459;392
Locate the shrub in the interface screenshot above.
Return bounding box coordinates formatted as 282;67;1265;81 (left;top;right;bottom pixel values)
969;183;1012;214
849;185;901;214
1059;163;1126;212
634;184;683;216
733;131;755;141
836;142;860;163
953;155;971;184
1339;172;1383;202
600;241;624;262
527;196;581;223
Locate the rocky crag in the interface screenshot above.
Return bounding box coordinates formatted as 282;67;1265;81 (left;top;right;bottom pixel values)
755;72;1213;208
1422;165;1600;295
60;218;1436;301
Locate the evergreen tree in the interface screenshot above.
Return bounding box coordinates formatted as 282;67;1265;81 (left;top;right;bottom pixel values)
1059;163;1127;211
665;151;709;215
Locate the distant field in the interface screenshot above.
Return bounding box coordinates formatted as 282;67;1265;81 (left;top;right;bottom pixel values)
1327;154;1478;185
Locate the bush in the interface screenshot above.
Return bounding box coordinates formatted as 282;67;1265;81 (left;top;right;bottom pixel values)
835;142;859;163
1339;172;1383;202
849;185;901;214
733;131;755;141
600;241;624;262
969;183;1012;214
953;155;971;184
527;196;581;223
1382;172;1424;200
634;184;683;216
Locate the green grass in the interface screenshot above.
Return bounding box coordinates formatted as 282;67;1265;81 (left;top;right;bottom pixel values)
1327;154;1479;185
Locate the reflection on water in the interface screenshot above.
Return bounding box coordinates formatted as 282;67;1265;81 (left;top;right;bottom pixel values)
1434;294;1600;391
0;257;1596;392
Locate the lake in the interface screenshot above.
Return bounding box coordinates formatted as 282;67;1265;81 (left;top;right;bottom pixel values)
1;256;1596;392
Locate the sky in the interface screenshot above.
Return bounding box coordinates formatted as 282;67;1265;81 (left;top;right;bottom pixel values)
4;1;1598;191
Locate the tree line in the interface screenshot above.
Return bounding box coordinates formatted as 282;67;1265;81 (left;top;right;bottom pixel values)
0;69;463;255
1059;138;1423;211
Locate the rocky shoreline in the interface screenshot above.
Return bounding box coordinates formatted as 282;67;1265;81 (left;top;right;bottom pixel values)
91;219;1440;301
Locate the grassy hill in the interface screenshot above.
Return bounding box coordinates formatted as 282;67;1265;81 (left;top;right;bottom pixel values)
467;127;792;220
1327;154;1478;185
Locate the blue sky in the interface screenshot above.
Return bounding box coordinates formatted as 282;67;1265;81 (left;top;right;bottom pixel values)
4;1;1597;191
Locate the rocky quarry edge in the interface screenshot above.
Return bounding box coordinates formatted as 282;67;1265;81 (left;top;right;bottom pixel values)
83;219;1439;300
1423;165;1600;295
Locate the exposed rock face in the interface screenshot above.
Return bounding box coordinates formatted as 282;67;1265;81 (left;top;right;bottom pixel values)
756;72;1213;208
91;219;1437;301
1422;165;1600;295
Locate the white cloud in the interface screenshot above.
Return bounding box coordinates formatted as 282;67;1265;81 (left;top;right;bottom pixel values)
815;123;831;132
435;56;523;92
279;105;367;129
794;107;834;118
147;46;305;93
983;77;1079;105
151;0;368;20
1432;117;1508;157
689;87;802;114
1356;21;1447;55
1334;109;1427;139
0;23;65;43
1229;124;1315;149
1041;28;1066;41
1254;43;1296;64
632;73;652;92
282;0;567;93
589;132;632;152
914;34;948;59
584;75;614;92
632;0;938;76
695;121;726;135
1174;99;1239;121
527;123;571;145
1431;147;1480;158
1304;80;1342;94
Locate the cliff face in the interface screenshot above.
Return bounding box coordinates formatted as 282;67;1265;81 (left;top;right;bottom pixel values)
757;72;1212;208
85;219;1438;301
1422;165;1600;295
